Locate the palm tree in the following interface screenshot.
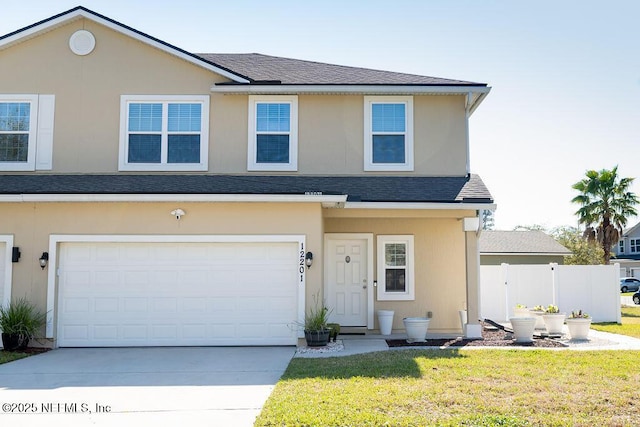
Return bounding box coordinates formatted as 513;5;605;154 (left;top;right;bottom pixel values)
571;166;638;264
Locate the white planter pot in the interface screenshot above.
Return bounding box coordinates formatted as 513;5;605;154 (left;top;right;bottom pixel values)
377;310;395;335
529;310;546;330
566;318;592;340
513;307;530;318
459;310;468;331
403;317;430;343
542;313;566;335
510;317;536;343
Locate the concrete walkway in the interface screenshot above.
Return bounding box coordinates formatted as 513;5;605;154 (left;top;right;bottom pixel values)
0;346;295;426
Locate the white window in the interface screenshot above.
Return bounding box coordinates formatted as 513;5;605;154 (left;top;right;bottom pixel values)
631;239;640;253
248;95;298;171
619;240;625;254
0;94;55;171
377;235;414;301
119;95;209;171
364;96;413;172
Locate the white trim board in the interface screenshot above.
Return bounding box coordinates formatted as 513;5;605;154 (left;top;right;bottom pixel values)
45;234;306;340
0;235;13;308
0;194;348;203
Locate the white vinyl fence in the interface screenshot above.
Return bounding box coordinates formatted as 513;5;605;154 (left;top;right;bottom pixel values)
480;263;620;323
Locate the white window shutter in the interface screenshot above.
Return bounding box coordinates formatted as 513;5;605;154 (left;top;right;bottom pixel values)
35;94;55;170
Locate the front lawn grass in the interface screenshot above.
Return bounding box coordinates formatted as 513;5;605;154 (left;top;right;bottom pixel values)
256;350;640;426
592;306;640;338
0;351;29;365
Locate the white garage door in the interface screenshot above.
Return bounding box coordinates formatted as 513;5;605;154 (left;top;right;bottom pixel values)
57;241;300;347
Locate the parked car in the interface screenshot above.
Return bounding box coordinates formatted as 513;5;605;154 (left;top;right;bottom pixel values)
620;277;640;293
633;291;640;305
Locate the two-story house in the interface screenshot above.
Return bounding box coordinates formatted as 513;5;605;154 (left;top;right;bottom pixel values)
613;222;640;278
0;6;494;348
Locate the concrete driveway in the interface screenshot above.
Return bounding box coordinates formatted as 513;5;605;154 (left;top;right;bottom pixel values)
0;346;295;426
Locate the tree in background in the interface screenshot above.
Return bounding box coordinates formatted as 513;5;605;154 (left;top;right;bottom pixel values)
550;226;604;265
481;210;495;230
571;166;638;264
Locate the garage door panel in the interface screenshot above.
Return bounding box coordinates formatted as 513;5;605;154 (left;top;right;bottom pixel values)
58;241;300;347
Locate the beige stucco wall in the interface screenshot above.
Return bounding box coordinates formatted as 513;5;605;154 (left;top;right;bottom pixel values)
0;19;469;176
325;213;470;333
0;202;324;328
480;255;566;265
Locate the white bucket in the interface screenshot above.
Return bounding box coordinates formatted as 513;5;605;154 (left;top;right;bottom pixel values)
377;310;395;335
403;317;430;342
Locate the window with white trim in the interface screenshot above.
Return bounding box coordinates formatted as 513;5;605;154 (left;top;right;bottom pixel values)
377;235;414;301
619;240;625;254
119;95;209;171
248;95;298;171
364;96;413;171
631;239;640;253
0;94;55;171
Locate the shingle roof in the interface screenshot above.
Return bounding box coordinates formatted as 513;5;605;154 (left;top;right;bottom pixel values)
0;174;493;203
198;53;486;86
479;231;571;255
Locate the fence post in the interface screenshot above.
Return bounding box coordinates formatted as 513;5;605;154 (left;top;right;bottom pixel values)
501;263;509;321
550;263;558;307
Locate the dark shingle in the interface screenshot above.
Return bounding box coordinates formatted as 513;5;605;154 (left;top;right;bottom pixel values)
198;53;486;86
0;174;493;204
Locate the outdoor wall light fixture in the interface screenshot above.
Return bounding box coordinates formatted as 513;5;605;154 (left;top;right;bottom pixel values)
39;252;49;269
170;208;185;220
305;251;313;268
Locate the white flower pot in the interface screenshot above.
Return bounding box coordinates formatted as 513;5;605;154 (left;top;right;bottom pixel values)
542;313;566;335
459;310;468;331
566;318;592;340
377;310;395;335
403;317;430;343
529;310;546;330
510;317;536;343
513;307;530;318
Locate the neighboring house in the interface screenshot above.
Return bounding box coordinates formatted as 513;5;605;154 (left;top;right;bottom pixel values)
0;6;494;347
612;222;640;278
479;231;571;265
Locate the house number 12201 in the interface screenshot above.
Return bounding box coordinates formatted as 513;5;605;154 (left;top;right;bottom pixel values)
299;243;305;283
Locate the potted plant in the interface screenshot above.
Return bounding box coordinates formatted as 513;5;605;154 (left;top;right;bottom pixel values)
542;304;565;335
530;305;546;330
513;304;530;318
302;297;331;347
327;323;340;342
0;298;46;351
566;310;592;340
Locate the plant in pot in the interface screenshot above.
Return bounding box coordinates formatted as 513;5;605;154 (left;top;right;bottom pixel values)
542;304;566;336
509;306;536;343
566;310;592;340
303;297;331;347
327;323;340;342
0;298;46;351
513;304;530;318
530;305;546;330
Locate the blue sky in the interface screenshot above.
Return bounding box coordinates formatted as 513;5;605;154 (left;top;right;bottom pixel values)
3;1;639;230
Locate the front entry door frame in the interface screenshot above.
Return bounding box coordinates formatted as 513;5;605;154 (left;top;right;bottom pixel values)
324;233;374;329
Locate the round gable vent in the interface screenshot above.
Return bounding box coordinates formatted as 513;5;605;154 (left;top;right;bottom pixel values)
69;30;96;56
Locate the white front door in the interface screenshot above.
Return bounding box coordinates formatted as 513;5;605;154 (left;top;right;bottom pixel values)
326;237;369;327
